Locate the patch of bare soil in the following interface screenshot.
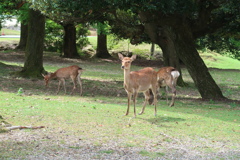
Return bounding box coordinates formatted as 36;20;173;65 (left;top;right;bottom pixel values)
0;41;18;51
1;127;239;159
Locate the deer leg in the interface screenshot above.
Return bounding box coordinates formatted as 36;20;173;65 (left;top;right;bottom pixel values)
165;76;176;107
62;79;67;94
70;77;77;95
133;91;138;117
126;92;132;116
56;80;62;94
77;75;82;96
139;90;150;115
167;85;176;107
151;85;158;116
169;88;176;107
165;86;169;105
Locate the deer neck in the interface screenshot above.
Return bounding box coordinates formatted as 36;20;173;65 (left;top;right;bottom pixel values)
123;68;131;87
50;72;57;79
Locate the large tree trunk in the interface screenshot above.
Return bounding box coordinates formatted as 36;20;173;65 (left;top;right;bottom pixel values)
16;9;45;78
16;22;28;50
156;27;186;86
140;20;186;86
175;29;226;100
96;34;111;58
139;11;226;100
62;23;79;58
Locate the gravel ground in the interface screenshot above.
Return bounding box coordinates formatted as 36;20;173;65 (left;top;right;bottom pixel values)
1;129;239;160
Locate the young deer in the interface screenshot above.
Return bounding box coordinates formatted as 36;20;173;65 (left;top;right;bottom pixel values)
118;53;158;117
157;67;180;107
42;65;83;95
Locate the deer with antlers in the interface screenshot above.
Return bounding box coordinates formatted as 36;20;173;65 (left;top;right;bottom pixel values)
42;65;83;95
157;67;180;107
118;53;158;117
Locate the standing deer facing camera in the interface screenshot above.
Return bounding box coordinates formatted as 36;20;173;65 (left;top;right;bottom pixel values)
118;53;158;117
42;65;83;95
157;67;180;107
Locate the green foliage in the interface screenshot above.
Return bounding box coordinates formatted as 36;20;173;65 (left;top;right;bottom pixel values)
197;35;240;61
106;34;121;50
108;9;149;44
16;3;29;25
44;20;90;54
92;22;110;35
44;19;63;53
76;24;90;51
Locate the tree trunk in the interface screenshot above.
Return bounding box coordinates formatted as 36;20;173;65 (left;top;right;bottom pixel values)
138;11;225;100
16;22;28;50
150;43;155;59
140;20;186;86
156;27;186;86
175;30;226;100
62;23;79;58
96;34;111;58
16;9;45;78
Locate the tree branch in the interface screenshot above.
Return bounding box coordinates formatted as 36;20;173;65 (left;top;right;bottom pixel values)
5;126;45;131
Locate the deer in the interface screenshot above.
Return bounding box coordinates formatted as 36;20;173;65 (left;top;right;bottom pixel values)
42;65;83;95
118;53;158;117
156;67;180;107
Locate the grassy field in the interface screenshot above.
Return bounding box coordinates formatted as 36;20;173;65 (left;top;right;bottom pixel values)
0;32;240;159
0;28;20;35
0;48;240;159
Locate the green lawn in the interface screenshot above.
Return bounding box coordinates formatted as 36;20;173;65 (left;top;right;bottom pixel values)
0;30;240;159
0;28;20;35
0;48;239;159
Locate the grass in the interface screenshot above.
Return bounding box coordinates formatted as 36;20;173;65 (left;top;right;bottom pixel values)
0;49;240;159
200;51;240;69
0;28;20;35
0;32;240;158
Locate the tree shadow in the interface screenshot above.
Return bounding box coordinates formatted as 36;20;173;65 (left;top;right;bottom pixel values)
137;116;185;127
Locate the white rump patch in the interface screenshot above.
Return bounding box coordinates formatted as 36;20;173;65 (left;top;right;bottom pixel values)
171;71;180;79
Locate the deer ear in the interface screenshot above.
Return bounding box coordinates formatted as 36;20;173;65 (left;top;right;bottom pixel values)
41;74;45;77
118;53;124;60
131;55;137;61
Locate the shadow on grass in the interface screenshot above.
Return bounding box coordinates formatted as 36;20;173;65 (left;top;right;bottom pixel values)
137;116;185;127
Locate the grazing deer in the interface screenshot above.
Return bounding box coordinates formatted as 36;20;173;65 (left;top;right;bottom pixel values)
42;65;83;95
157;67;180;107
118;53;158;117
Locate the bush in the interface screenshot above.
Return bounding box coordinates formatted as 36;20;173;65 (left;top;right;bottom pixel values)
45;20;90;55
44;20;64;53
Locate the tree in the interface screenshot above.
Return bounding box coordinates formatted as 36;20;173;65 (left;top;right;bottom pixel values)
31;0;108;58
16;3;29;50
113;0;240;100
108;10;186;86
16;22;28;50
62;22;79;58
1;1;46;78
16;8;45;78
30;0;239;100
95;22;111;58
0;1;29;50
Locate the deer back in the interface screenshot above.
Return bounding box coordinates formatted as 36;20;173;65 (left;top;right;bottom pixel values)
128;67;157;92
54;65;80;78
